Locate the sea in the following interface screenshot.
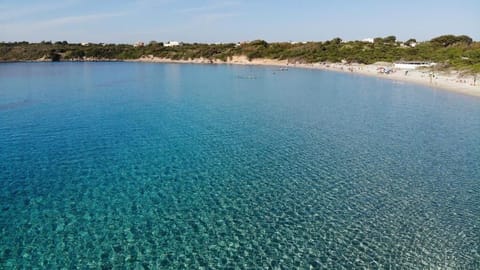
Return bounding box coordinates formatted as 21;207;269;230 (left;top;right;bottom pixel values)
1;62;479;268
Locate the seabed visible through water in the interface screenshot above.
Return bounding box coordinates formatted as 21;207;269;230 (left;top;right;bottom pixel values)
0;62;479;268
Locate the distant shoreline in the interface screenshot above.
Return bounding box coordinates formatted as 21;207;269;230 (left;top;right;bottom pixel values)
2;56;479;97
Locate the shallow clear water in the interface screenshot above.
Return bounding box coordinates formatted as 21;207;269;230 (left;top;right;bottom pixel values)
0;62;479;268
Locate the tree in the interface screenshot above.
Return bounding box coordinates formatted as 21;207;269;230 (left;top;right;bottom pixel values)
456;35;473;45
383;35;396;43
250;40;269;48
430;35;473;47
431;35;457;46
331;37;342;45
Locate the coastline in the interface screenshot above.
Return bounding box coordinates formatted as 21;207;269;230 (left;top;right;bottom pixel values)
2;56;479;97
129;55;480;98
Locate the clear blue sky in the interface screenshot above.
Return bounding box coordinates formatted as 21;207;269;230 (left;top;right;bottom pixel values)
1;0;479;43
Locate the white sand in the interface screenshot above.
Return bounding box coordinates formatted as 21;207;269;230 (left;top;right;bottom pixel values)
131;55;480;97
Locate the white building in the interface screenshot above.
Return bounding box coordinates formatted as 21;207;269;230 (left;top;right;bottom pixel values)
290;41;308;45
394;61;436;70
164;41;182;47
134;41;144;47
362;38;374;43
401;42;417;48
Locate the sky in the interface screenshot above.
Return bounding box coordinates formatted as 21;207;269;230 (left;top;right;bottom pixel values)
1;0;479;43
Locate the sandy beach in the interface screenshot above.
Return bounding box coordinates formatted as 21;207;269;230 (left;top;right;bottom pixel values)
131;55;480;97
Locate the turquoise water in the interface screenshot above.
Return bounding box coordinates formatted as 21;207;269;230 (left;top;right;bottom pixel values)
1;62;479;269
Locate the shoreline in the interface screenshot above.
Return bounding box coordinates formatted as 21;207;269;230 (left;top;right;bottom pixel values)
129;56;480;97
2;56;479;97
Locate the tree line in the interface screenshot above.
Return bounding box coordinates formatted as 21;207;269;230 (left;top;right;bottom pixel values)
1;35;479;73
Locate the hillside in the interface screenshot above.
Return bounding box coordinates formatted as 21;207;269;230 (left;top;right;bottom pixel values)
1;35;479;73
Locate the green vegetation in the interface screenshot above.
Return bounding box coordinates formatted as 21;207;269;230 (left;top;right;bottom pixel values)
1;35;479;73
